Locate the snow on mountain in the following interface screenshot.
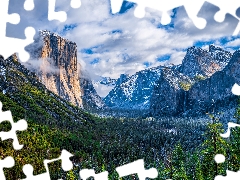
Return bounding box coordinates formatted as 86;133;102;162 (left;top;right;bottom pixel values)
179;45;231;78
104;66;162;109
92;76;117;97
103;45;234;116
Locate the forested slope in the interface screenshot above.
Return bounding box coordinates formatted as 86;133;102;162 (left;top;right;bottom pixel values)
0;54;240;179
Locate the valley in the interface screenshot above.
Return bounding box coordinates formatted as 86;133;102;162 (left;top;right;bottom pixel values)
0;31;240;179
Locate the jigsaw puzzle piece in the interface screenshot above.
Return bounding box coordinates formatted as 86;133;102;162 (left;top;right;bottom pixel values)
129;0;185;24
22;164;50;180
0;27;35;62
0;0;35;61
44;149;74;171
0;0;20;37
220;122;240;138
7;0;49;39
205;0;240;22
116;159;158;180
0;101;28;150
110;0;191;25
50;0;81;20
79;169;108;180
205;0;240;35
24;0;34;11
48;0;67;22
0;156;15;180
21;149;73;180
197;2;239;36
7;0;81;40
181;0;206;29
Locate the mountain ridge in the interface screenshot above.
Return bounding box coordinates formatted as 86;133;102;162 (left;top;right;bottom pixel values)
104;45;238;117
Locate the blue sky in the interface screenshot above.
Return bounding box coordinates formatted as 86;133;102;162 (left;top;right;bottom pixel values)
8;0;240;96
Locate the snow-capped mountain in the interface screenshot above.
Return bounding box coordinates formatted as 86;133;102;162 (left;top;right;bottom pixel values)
104;45;236;117
92;76;118;98
99;77;117;86
104;66;163;109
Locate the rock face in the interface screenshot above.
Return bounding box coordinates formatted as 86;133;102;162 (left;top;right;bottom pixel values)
150;68;192;116
151;48;239;117
25;30;103;109
184;50;240;116
179;45;231;78
104;67;162;109
80;78;105;110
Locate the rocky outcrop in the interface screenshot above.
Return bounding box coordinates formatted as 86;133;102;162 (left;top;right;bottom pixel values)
179;45;231;78
185;50;240;116
104;45;237;117
104;66;162;109
80;77;105;110
25;30;82;107
150;49;239;117
24;30;105;109
150;68;192;116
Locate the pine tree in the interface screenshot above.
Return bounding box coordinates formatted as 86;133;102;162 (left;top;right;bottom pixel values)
171;143;188;180
227;98;240;172
195;154;204;180
201;114;227;179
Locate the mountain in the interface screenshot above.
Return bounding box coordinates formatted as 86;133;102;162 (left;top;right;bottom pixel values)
179;45;231;78
99;76;117;86
92;76;117;98
0;54;93;123
104;45;237;117
25;30;104;110
104;67;162;109
150;46;238;117
80;77;105;110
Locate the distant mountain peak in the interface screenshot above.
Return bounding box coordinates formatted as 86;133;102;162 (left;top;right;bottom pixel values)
103;45;235;117
180;45;231;78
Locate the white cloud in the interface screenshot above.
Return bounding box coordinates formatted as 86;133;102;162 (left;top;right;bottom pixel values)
8;0;239;96
225;38;240;47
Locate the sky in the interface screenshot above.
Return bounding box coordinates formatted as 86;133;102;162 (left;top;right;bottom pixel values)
7;0;240;97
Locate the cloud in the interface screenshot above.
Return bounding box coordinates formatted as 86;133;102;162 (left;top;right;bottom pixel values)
8;0;240;96
225;38;240;47
22;58;60;74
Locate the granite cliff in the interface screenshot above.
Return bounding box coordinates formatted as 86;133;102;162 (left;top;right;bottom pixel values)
25;30;104;109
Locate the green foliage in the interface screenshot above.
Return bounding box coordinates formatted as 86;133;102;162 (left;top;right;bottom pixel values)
194;75;207;81
1;56;240;180
201;115;227;179
179;81;192;91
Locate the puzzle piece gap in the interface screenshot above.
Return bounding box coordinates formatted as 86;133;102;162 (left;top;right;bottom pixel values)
24;0;34;11
48;0;67;22
134;5;145;18
0;156;15;180
161;12;171;25
214;11;225;23
7;13;20;25
215;154;225;164
70;0;81;9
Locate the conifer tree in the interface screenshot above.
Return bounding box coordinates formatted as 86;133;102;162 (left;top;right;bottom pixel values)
201;114;227;179
171;143;188;180
226;98;240;172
